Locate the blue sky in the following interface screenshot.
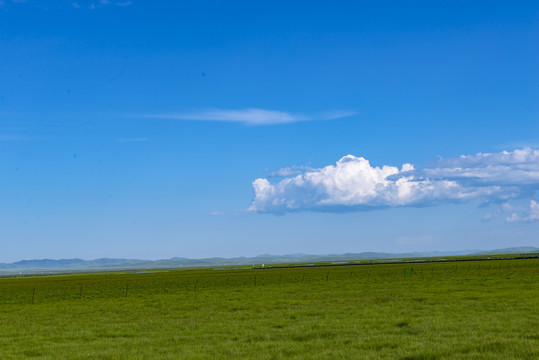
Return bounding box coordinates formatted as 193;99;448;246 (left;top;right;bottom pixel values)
1;1;538;262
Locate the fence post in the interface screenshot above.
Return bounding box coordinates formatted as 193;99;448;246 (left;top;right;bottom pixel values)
125;284;129;298
194;279;198;292
79;283;82;300
32;288;36;304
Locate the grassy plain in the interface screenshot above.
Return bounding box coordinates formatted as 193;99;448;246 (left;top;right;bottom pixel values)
0;257;537;359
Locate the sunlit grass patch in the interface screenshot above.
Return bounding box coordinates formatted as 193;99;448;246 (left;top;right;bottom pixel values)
0;258;537;359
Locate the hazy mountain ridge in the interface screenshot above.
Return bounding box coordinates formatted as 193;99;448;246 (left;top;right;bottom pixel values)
1;246;537;273
0;258;146;270
471;246;539;255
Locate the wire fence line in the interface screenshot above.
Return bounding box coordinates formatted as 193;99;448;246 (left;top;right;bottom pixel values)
0;257;536;305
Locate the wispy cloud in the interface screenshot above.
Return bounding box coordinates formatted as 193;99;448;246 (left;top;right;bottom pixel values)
320;110;357;120
249;148;539;215
267;165;314;178
495;200;539;223
422;148;539;187
481;200;539;223
36;0;132;10
143;108;355;126
208;211;226;217
526;200;539;221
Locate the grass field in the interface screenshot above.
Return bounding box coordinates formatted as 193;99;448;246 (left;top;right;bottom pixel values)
0;257;538;359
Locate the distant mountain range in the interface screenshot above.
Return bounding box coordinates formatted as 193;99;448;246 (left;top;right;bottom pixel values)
1;246;537;273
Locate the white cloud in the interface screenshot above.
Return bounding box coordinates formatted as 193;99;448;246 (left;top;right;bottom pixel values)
268;165;314;178
486;199;539;223
144;108;354;126
208;211;225;217
525;200;539;222
506;213;520;223
425;148;539;187
249;148;539;214
320;110;356;120
482;211;498;222
501;203;514;212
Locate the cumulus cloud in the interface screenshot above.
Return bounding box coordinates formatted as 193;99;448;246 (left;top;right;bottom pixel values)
524;200;539;222
249;148;539;214
144;108;354;126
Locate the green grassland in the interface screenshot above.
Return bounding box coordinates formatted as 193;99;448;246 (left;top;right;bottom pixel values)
0;258;538;359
